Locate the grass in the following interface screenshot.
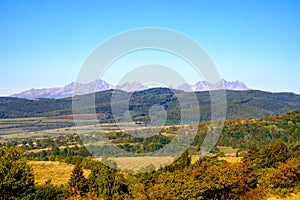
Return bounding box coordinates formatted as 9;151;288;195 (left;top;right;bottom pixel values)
110;156;174;172
217;146;238;156
112;154;234;172
29;161;90;185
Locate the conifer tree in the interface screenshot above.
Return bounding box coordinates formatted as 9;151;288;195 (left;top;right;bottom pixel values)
68;163;88;197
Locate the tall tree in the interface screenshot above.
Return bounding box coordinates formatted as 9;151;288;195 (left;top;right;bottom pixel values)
88;164;128;199
0;147;35;199
164;150;191;172
68;163;88;197
243;141;259;164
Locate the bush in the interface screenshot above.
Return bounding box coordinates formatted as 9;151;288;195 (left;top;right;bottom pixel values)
258;140;290;168
259;157;300;196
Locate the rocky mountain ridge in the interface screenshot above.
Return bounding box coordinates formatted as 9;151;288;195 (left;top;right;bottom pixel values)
11;79;249;99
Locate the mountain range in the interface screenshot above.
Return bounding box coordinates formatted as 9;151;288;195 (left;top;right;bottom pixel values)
10;79;248;99
2;88;300;125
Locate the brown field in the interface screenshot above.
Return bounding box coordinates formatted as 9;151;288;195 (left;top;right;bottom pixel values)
29;161;90;185
110;156;174;172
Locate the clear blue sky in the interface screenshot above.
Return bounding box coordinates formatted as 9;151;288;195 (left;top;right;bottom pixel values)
1;0;300;95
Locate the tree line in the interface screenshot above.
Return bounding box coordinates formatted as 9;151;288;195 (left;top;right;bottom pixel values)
1;139;300;199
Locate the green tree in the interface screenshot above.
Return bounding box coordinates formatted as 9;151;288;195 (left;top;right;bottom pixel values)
34;179;69;200
0;147;35;199
88;164;128;199
68;163;88;197
164;150;191;172
259;157;300;195
259;140;290;168
39;150;47;160
51;146;60;156
243;141;259;164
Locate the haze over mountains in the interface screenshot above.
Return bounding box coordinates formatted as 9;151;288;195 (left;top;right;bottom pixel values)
11;79;248;99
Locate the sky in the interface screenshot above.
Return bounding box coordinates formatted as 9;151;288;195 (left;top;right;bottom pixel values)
0;0;300;95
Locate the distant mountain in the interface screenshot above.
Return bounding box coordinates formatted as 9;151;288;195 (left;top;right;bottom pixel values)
11;79;248;99
115;81;148;92
178;79;249;92
10;80;114;99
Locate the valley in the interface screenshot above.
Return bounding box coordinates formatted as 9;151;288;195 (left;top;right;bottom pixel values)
1;90;300;199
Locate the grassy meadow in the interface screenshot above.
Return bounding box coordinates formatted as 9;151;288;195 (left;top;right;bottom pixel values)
29;161;90;185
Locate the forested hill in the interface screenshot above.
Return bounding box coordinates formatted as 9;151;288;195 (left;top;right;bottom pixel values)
0;89;300;123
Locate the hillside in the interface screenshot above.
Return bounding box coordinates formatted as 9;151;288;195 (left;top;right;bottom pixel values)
1;89;300;124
